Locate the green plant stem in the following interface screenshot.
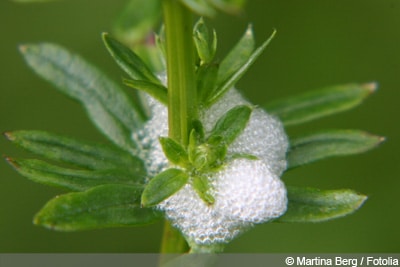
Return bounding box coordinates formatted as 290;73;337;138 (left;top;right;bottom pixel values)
160;220;189;253
163;0;197;146
160;0;197;254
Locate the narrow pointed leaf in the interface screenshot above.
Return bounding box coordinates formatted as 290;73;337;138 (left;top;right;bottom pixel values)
264;83;378;126
207;30;276;105
193;18;217;64
19;43;142;152
197;63;218;104
192;120;206;141
188;129;201;165
230;153;258;161
6;158;145;192
209;105;252;145
134;44;166;74
124;79;168;105
180;0;217;17
141;168;189;207
277;186;367;223
159;137;189;167
34;184;161;231
102;33;160;84
192;176;215;204
4;130;144;172
288;130;385;169
85;101;139;152
155;25;167;62
113;0;162;45
217;25;255;87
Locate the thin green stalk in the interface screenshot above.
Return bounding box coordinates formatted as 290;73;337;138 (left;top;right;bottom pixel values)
160;0;197;254
163;0;197;146
160;220;189;253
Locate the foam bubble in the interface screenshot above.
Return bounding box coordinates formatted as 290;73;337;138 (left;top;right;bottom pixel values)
132;84;289;245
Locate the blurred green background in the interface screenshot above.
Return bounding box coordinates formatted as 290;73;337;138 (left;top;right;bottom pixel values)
1;0;399;253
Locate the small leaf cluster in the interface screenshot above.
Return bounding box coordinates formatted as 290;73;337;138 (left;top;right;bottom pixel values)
193;19;276;107
104;17;276;112
141;105;253;207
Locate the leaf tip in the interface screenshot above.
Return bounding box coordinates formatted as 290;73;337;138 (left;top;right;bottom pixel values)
140;195;150;208
101;32;110;40
4;156;19;169
32;212;54;230
270;28;277;39
362;81;379;94
373;134;386;146
18;44;29;54
245;24;254;36
354;193;368;211
32;214;41;226
368;133;386;147
3;131;14;141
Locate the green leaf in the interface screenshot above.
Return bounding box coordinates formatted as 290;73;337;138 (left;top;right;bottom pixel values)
192;176;215;204
189;136;227;170
229;153;259;161
193;18;217;64
141;168;189;207
209;0;246;14
264;83;378;126
124;79;168;105
155;25;167;62
277;186;367;223
206;29;276;105
134;43;166;74
197;63;218;105
113;0;162;45
4;130;144;172
6;158;144;192
209;105;252;145
102;33;160;84
19;43;142;152
180;0;217;17
159;137;189;167
288;130;385;169
188;129;200;164
191;120;206;141
34;184;161;231
216;25;255;88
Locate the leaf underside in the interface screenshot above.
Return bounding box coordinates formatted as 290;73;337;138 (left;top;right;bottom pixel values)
6;158;145;192
19;43;143;153
34;184;162;231
4;130;144;172
287;130;384;169
264;83;377;126
277;186;367;223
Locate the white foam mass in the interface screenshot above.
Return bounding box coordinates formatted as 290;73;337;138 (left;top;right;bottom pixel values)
133;86;289;245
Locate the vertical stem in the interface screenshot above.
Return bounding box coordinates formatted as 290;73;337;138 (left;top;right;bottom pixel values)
163;0;197;146
160;0;197;254
160;220;188;253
